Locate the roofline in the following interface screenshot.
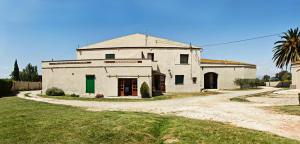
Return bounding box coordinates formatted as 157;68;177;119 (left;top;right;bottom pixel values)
201;65;256;68
200;58;256;67
77;47;202;51
78;33;202;50
201;62;256;66
42;58;150;63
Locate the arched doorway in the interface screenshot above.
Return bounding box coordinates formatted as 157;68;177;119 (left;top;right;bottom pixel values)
204;72;218;89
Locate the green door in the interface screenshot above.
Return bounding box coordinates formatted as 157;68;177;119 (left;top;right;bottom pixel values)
86;75;95;93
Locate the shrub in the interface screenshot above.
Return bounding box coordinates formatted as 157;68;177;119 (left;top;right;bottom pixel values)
95;94;104;98
234;79;262;89
70;93;79;97
298;93;300;105
140;82;150;98
0;79;13;97
277;80;291;88
46;87;65;96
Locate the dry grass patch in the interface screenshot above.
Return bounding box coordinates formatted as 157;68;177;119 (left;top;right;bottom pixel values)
230;91;276;102
152;91;220;100
268;105;300;116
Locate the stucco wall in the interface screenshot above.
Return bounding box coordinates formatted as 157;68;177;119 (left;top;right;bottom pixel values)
42;66;152;97
291;64;300;89
42;59;153;97
201;64;256;89
77;48;202;92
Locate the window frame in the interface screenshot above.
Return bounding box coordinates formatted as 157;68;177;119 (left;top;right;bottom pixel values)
147;53;154;61
175;75;184;85
105;54;115;59
180;54;189;64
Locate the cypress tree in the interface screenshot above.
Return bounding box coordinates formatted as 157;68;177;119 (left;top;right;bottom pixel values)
11;59;20;81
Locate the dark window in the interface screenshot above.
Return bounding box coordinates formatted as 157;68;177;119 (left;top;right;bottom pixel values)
147;53;154;61
175;75;184;85
180;54;189;64
193;77;197;84
105;54;115;59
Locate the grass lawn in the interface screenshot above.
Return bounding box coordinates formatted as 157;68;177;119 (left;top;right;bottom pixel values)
38;91;219;102
0;97;298;143
269;105;300;116
151;91;219;100
230;90;275;102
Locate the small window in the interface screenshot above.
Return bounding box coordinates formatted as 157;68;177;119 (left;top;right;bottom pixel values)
175;75;184;85
105;54;115;59
192;77;197;84
147;53;154;61
180;54;189;64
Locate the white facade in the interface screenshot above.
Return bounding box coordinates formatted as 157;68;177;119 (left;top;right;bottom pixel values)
201;63;257;89
291;63;300;89
42;33;257;97
42;59;153;97
42;34;202;97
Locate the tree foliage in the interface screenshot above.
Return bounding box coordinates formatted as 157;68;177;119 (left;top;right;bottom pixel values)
275;71;291;81
273;28;300;69
19;63;40;82
10;60;20;81
262;75;270;82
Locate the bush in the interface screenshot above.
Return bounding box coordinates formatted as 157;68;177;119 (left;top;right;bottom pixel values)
298;93;300;105
234;79;262;89
277;80;291;88
46;87;65;96
95;94;104;98
70;93;79;97
140;82;150;98
0;79;13;97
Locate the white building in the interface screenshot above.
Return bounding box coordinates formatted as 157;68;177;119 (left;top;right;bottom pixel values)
291;62;300;89
42;33;256;97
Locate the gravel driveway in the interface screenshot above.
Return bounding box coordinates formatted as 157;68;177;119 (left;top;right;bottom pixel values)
18;87;300;141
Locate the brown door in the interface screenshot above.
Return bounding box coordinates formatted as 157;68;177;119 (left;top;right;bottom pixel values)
131;79;137;96
160;75;166;92
118;79;125;96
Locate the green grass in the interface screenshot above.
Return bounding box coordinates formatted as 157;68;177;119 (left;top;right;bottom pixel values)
269;105;300;116
230;91;275;102
152;91;219;100
0;97;298;143
39;91;219;102
41;94;148;102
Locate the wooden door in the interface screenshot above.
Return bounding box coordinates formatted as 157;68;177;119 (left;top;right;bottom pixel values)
119;79;125;96
160;75;166;92
131;79;137;96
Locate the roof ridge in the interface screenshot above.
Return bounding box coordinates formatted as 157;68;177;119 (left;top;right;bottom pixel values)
78;33;201;49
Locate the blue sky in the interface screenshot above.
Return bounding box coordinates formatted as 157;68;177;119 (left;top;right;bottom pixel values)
1;0;299;78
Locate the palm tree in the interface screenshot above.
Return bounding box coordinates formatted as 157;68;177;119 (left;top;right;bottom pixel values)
273;28;300;69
